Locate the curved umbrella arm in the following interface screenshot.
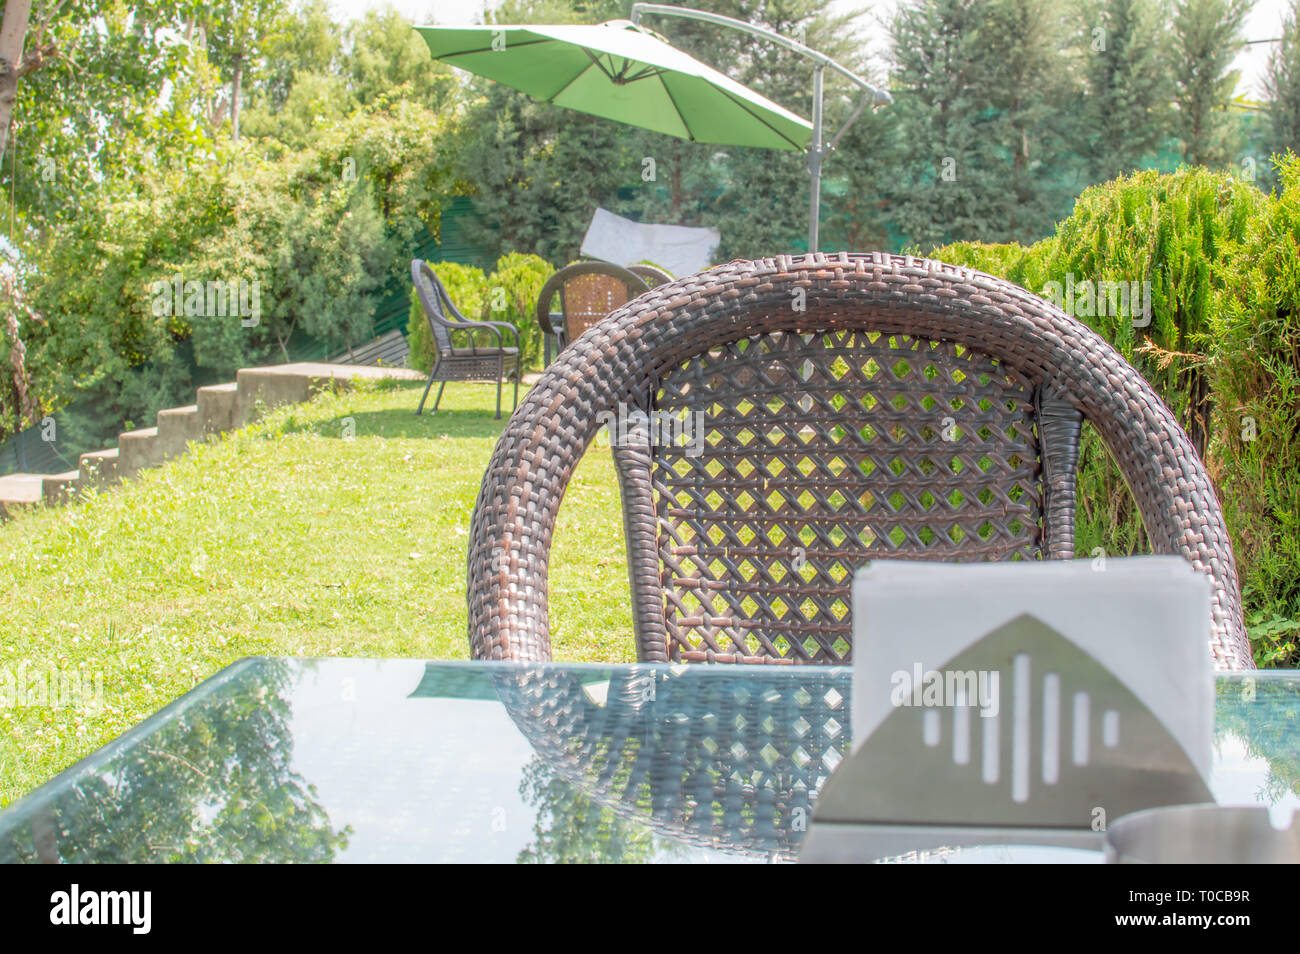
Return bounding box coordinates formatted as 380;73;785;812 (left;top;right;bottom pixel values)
631;3;892;106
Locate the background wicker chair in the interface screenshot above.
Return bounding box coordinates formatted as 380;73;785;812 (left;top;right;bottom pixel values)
626;263;675;287
536;262;649;366
470;252;1252;670
411;259;520;419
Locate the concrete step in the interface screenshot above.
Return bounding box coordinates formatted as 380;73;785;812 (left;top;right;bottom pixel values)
156;404;201;460
42;470;81;505
197;382;240;436
0;473;43;520
117;426;161;481
78;448;120;489
236;362;422;424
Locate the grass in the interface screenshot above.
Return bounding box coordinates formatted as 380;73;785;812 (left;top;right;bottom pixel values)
0;380;635;806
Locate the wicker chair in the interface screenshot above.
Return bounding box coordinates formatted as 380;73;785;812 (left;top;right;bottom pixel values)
536;262;650;366
469;253;1252;670
411;259;520;419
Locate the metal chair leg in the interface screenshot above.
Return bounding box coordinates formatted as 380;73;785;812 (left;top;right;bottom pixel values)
432;381;447;413
417;368;438;415
495;359;503;419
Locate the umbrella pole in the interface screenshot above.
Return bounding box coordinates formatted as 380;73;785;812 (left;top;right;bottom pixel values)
808;65;824;254
631;5;891;255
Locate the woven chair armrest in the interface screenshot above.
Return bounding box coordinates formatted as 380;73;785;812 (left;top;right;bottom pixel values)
447;322;507;350
475;320;520;348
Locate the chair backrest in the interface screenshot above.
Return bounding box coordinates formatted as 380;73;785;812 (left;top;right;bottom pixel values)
536;262;649;348
469;253;1251;671
638;330;1046;664
411;259;462;356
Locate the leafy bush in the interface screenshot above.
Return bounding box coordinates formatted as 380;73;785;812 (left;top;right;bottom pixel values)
1210;154;1300;664
24;97;457;449
406;262;490;374
1044;168;1263;454
925;241;1038;288
485;252;554;370
936;165;1298;666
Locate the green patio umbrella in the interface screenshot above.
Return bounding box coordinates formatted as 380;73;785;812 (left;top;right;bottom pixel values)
415;19;813;152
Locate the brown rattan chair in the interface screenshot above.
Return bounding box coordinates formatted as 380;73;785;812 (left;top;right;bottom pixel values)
411;259;520;419
469;253;1252;670
535;262;649;366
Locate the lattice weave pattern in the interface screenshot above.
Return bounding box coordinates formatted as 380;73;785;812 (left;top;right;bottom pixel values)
563;273;638;341
652;330;1042;664
492;666;853;859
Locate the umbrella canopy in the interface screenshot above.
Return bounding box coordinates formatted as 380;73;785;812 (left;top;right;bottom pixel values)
415;19;812;152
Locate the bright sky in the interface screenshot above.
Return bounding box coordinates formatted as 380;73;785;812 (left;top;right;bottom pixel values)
333;0;1294;101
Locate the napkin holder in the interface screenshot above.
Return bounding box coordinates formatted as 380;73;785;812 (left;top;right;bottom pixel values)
800;557;1215;863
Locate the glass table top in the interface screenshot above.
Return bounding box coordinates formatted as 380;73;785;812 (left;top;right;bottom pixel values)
0;659;1296;863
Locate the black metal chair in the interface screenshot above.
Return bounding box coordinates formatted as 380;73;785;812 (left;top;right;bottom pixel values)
535;262;649;366
411;259;521;420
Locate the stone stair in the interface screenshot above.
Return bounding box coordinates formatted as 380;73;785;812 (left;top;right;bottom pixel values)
0;473;42;520
0;361;422;517
79;448;119;489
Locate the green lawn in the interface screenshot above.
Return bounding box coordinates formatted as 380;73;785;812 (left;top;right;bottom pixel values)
0;380;635;806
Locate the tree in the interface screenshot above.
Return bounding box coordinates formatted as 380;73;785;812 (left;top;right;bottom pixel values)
200;0;288;142
0;261;40;439
255;0;342;113
26;95;456;447
0;0;61;158
990;0;1083;240
345;5;457;110
1076;0;1174;183
634;0;880;257
887;0;1076;250
6;0;209;236
1171;0;1253;167
1263;0;1300;165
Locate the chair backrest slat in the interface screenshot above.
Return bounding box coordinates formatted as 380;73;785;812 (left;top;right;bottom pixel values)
411;259;455;355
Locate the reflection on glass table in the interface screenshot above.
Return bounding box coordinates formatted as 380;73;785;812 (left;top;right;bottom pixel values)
0;660;1295;863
